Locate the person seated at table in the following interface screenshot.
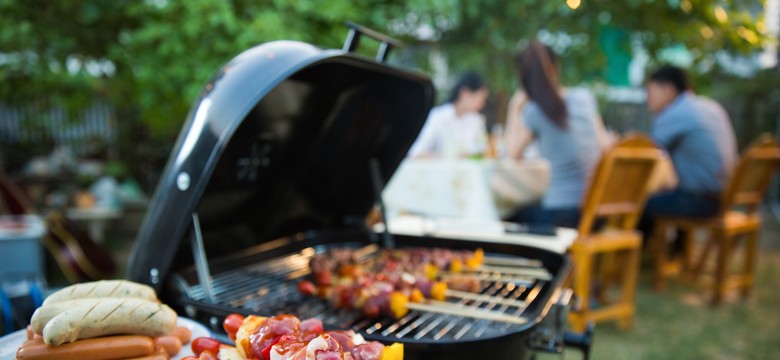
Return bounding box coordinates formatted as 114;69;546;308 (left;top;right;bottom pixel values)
640;65;737;232
504;41;612;228
408;72;490;158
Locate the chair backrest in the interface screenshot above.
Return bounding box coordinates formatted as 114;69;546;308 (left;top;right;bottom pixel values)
0;169;35;215
721;134;780;214
578;135;663;238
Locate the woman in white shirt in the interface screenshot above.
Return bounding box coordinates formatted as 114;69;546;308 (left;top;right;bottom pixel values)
408;73;490;158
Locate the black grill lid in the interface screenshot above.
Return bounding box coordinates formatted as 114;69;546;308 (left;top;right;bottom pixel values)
127;36;435;288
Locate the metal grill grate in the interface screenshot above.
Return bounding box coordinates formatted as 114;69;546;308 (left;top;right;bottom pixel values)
186;245;551;342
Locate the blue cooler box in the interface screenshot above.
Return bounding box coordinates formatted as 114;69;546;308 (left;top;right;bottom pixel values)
0;215;46;280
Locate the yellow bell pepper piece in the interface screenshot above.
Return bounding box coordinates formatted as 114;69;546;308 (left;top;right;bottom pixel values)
410;289;424;303
424;263;438;280
431;281;447;301
389;292;410;319
382;342;404;360
450;259;463;273
474;248;485;263
465;257;480;270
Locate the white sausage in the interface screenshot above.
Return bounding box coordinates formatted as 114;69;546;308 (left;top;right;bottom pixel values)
43;280;158;305
31;299;102;335
42;298;177;346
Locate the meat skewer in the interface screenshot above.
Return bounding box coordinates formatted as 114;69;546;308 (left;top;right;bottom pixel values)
482;256;544;268
310;247;549;284
302;246;548;324
447;266;552;281
388;292;528;325
441;289;528;308
440;273;535;286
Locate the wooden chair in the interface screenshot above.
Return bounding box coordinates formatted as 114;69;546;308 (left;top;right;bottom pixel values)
651;134;780;304
568;135;662;332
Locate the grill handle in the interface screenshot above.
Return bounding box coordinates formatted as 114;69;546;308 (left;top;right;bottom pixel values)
343;22;403;62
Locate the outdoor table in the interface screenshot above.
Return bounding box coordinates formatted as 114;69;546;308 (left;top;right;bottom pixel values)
375;215;576;254
382;158;550;221
65;206;122;243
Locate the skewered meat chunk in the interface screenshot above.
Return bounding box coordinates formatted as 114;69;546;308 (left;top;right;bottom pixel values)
300;318;324;342
351;341;385;360
301;247;486;319
234;314;389;360
250;315;301;360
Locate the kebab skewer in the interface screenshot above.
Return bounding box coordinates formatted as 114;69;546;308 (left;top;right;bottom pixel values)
309;247;550;286
299;247;544;323
388;292;528;325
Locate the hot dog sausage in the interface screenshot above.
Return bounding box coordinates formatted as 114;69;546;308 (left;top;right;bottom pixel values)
154;336;182;356
122;348;170;360
15;334;154;360
172;326;192;344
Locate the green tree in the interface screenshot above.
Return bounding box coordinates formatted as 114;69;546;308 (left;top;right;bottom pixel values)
402;0;768;90
0;0;768;184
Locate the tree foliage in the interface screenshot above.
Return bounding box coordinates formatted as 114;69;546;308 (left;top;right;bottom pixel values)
400;0;768;90
0;0;768;144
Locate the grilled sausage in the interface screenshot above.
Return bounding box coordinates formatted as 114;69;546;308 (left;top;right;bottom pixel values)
42;298;177;346
15;335;155;360
43;280;158;305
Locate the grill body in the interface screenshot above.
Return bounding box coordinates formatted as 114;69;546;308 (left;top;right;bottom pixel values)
169;229;571;360
127;29;574;360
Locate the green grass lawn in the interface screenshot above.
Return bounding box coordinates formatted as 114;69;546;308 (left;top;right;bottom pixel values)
546;249;780;359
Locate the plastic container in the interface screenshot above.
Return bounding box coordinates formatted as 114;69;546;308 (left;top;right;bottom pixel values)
0;215;46;280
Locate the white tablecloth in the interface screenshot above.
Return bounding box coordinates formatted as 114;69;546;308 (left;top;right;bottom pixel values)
66;206;122;243
375;216;577;254
383;158;550;221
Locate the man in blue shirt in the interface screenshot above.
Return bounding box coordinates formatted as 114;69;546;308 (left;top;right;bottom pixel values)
641;65;737;235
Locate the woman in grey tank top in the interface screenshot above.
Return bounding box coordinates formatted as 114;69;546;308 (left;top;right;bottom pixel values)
504;41;611;228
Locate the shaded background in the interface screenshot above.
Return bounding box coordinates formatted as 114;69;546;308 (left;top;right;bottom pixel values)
1;0;778;192
2;1;780;358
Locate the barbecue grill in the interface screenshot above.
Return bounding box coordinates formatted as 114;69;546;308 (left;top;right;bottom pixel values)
127;24;587;360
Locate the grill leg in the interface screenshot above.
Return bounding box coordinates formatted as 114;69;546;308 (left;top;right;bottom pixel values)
563;322;594;360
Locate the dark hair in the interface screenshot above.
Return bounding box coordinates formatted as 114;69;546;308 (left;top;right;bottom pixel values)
447;72;486;103
649;65;690;93
516;41;567;129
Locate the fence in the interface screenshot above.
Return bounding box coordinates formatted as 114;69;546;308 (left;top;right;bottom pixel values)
600;96;780;150
0;101;117;161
